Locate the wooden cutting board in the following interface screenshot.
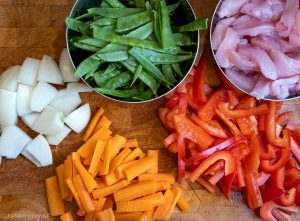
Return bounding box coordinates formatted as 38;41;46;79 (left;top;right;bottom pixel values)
0;0;299;220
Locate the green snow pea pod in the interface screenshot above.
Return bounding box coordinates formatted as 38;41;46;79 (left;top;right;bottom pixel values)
94;69;122;87
153;11;161;45
138;80;146;93
167;2;180;14
87;8;145;18
104;0;125;8
162;64;176;84
131;64;143;86
90;18;117;26
65;17;91;36
92;25;116;33
96;51;129;62
75;12;97;20
74;55;102;78
78;37;108;48
160;0;175;50
132;88;154;100
95;88;139;98
103;71;132;89
116;11;153;32
135;0;145;8
173;33;194;46
172;63;183;77
175;18;208;32
101;1;110;7
145;1;152;10
73;41;100;52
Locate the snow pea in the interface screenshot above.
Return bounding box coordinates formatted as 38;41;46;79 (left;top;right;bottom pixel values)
75;12;97;20
73;41;100;52
77;37;107;48
65;17;91;36
172;63;183;77
103;71;132;89
95;88;139;98
74;55;102;78
175;18;208;32
145;1;152;10
116;11;153;32
132;88;154;100
131;64;143;86
138;80;146;93
167;2;180;14
90;18;116;26
104;0;125;8
162;64;176;84
173;33;194;46
135;0;145;7
94;69;122;87
87;7;145;18
160;0;175;50
96;51;129;62
153;11;161;45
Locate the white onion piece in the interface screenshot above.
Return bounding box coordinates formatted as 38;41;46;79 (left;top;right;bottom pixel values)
59;48;79;83
0;66;21;92
37;55;63;85
67;83;93;93
0;125;32;159
46;124;71;145
32;106;64;135
50;91;82;116
21;113;40;128
17;84;34;116
22;134;52;167
18;58;40;86
30;82;57;112
64;103;91;133
0;89;18;126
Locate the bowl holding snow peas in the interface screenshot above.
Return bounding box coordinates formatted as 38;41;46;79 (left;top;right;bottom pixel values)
66;0;207;102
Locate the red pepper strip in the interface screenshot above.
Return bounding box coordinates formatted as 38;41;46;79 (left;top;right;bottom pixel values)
257;172;271;186
260;144;276;160
204;160;224;176
177;136;186;183
244;171;263;209
178;93;187;116
190;114;228;138
235;161;246;188
185;83;202;111
174;115;214;149
215;109;242;136
227;90;239;109
260;201;300;221
208;170;225;185
157;107;172;131
261;186;285;203
276;188;296;207
228;143;250;161
186;140;197;150
275;102;283;116
239;96;257;108
186;136;244;164
189;150;237;182
197;176;217;193
219;172;236;198
270;167;285;189
276;111;293;126
164;90;178;100
292;128;300;146
244;133;261;176
197;89;228;121
163;132;178;148
286;158;298;168
168;141;178;153
296;185;300;206
164;94;179;109
258;114;266;131
193;55;207;104
217;102;269;118
236;116;258;137
284;167;300;189
166;105;178;130
291;137;300;163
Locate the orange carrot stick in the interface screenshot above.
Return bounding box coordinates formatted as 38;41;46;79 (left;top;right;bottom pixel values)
135;192;165;207
153;189;173;220
115;161;137;179
94;116;112;133
83;107;105;142
123;147;144;163
96;208;115;221
114;181;158;202
71;152;80;176
124;156;156;181
97;181;107;189
92;180;129;199
139;153;146;159
89;139;106;177
138;173;175;184
146;209;154;221
165;186;182;220
65;177;86;214
60;211;74;221
73;159;98;193
116;199;153;212
73;175;95;213
177;196;190;212
45;176;65;216
124;139;139;149
114;212;146;221
103;195;115;210
156;181;171;192
84;212;94;221
99;139;112;175
56;164;69;200
109;147;131;173
95;198;107;212
110;135;127;160
83;155;93;166
146;150;159;174
104;172;121;186
77;209;85;216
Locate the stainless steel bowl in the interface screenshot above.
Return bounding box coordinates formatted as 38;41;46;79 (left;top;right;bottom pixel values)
210;0;299;101
66;0;200;103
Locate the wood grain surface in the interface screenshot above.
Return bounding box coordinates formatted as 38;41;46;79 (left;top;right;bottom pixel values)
0;0;299;221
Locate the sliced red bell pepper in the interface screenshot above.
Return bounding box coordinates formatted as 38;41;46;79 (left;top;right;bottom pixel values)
215;109;242;136
219;172;236;198
260;144;276;160
177;135;186;183
296;185;300;206
228;143;250;161
292;128;300;146
190;114;228;138
276;187;296;207
174;115;214;149
193;55;207;104
197;176;217;193
286;158;298;168
238;96;256;109
185;83;202;111
164;94;179;109
244;171;263;209
163;132;178;148
168;141;178;153
260;201;300;221
276;111;293;126
189;150;237;182
284;167;300;189
164;89;178;100
261;186;285;203
166;105;178;129
291;137;300;163
157;107;172;131
204;160;224;176
236;116;258;137
208;170;225;185
235;161;246;188
270;166;285;189
244;133;260;176
258;114;266;131
197;88;228;121
227;90;239;109
178;93;187;116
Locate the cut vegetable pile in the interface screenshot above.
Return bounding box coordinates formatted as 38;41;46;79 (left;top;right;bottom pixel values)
66;0;208;101
158;55;300;220
0;48;92;167
45;107;190;221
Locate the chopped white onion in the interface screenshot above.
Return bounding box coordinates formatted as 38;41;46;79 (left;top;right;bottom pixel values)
32;106;64;135
17;84;34;116
64;103;91;133
18;57;40;86
0;65;21;92
46;124;71;145
30;82;57;112
50;91;82;116
59;48;79;83
22;134;52;167
67;82;93;93
37;55;63;85
21;112;40;128
0;125;32;159
0;89;18;126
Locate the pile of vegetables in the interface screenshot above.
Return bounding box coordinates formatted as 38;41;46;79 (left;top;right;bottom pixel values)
158;55;300;220
0;49;93;167
66;0;208;101
46;107;190;221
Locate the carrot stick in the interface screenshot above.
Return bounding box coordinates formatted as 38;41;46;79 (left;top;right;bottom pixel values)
116;199;153;212
110;135;127;160
84;212;94;221
105;172;121;186
60;211;74;221
124;139;139;149
97;181;107;189
92;180;129;199
139;153;146;159
71;152;80;176
64;155;72;180
83;155;93;166
146;150;159;174
153;189;173;220
138;173;175;184
83;107;105;142
124;156;156;181
73;158;98;193
56;164;67;200
156;181;171;192
65;177;86;214
114;212;146;221
135;192;165;207
73;175;95;213
114;181;158;202
89;139;106;177
177;196;190;212
94;116;112;133
45;176;65;216
109;148;131;173
103;195;115;210
115;161;138;179
96;208;115;221
146;209;154;221
123;147;144;163
95;198;107;212
165;186;182;220
99;139;112;175
77;209;85;216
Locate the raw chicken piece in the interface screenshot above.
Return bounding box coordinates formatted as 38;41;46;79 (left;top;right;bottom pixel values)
225;68;256;93
227;49;258;72
215;28;239;68
212;17;236;50
276;0;299;37
239;47;278;80
270;76;299;100
269;50;300;77
278;38;298;53
250;36;281;52
235;20;277;37
251;75;272;100
239;39;248;46
218;0;249;18
289;10;300;46
232;15;252;26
